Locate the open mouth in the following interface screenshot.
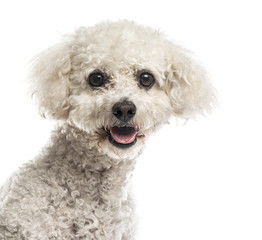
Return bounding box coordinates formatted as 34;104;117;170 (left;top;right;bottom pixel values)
109;126;138;148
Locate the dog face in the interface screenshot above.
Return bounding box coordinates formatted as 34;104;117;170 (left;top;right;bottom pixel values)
30;21;216;159
68;64;173;159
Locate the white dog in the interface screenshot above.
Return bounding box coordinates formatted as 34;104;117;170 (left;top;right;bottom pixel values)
0;20;215;239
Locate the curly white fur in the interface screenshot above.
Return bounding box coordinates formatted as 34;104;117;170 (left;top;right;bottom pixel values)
0;20;216;239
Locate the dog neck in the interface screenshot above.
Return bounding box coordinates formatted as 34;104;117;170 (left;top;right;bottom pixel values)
39;123;136;206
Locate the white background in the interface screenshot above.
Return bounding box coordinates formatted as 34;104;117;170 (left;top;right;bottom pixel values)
0;1;261;239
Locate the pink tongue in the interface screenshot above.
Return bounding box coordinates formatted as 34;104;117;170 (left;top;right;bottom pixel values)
110;127;137;144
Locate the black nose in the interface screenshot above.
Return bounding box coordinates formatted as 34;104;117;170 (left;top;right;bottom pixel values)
112;101;136;122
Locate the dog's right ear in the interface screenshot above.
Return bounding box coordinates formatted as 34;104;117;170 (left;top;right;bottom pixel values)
29;39;72;120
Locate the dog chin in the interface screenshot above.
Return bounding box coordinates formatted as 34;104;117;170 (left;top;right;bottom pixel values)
99;138;142;160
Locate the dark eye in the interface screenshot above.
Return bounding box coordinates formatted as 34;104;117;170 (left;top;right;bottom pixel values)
139;72;155;89
88;72;106;87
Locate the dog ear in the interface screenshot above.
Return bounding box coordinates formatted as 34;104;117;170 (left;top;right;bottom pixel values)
29;40;72;120
165;45;217;119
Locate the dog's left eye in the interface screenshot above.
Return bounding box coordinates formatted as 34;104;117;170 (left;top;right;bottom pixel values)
139;72;155;89
88;72;107;88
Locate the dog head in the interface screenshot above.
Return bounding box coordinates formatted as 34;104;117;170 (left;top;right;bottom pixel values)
30;21;216;160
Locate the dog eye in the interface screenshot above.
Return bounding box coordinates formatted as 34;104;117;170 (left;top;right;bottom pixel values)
139;72;155;89
88;72;106;88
